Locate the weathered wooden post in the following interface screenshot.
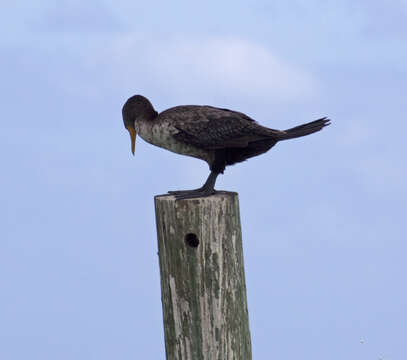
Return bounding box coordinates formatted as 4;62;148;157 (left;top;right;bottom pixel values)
154;192;252;360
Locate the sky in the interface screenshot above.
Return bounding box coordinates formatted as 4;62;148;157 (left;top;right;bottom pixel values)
1;1;406;359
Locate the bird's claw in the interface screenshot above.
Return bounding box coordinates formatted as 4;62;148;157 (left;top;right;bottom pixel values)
169;189;217;200
168;189;203;195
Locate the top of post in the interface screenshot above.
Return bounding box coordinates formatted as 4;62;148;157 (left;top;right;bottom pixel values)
154;191;238;203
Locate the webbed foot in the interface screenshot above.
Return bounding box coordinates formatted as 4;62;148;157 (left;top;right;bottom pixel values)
172;189;217;200
167;171;219;200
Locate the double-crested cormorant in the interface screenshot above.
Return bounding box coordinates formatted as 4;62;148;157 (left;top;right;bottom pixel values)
122;95;330;200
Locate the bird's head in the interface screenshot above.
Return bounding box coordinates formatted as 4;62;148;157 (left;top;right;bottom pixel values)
122;95;158;155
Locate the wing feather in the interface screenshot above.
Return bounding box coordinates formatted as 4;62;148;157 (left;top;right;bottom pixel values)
159;105;282;149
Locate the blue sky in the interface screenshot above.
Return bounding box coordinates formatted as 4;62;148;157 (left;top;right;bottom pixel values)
1;1;406;359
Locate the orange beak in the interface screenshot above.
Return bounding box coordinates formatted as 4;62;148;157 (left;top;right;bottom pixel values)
128;128;137;155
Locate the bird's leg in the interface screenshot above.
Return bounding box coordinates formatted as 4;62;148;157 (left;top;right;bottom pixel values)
168;172;219;199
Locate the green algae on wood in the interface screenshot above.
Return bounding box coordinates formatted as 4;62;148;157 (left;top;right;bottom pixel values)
155;192;252;360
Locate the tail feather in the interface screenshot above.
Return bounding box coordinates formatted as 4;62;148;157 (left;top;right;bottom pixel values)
279;117;330;140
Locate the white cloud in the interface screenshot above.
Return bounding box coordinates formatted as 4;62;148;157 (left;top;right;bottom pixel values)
111;35;318;105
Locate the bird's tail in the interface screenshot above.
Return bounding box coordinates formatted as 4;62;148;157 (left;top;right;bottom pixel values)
279;117;330;140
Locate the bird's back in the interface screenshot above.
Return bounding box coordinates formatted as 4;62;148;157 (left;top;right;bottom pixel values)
157;105;256;127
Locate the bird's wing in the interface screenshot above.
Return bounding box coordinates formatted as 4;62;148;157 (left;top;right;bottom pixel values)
161;105;284;149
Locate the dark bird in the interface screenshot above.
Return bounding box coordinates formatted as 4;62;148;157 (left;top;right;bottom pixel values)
122;95;330;200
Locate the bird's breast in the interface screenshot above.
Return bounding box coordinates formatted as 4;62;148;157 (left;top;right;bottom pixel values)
136;120;213;164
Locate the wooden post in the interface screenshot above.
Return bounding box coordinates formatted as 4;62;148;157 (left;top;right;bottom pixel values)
154;192;252;360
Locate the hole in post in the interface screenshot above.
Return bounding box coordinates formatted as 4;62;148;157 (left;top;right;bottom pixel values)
185;233;199;248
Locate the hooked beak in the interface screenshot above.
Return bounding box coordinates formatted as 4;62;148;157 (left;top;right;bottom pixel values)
128;127;137;155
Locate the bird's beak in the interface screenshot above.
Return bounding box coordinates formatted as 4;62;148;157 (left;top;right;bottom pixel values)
128;128;137;155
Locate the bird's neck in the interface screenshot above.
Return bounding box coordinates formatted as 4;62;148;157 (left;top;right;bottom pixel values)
134;117;154;143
